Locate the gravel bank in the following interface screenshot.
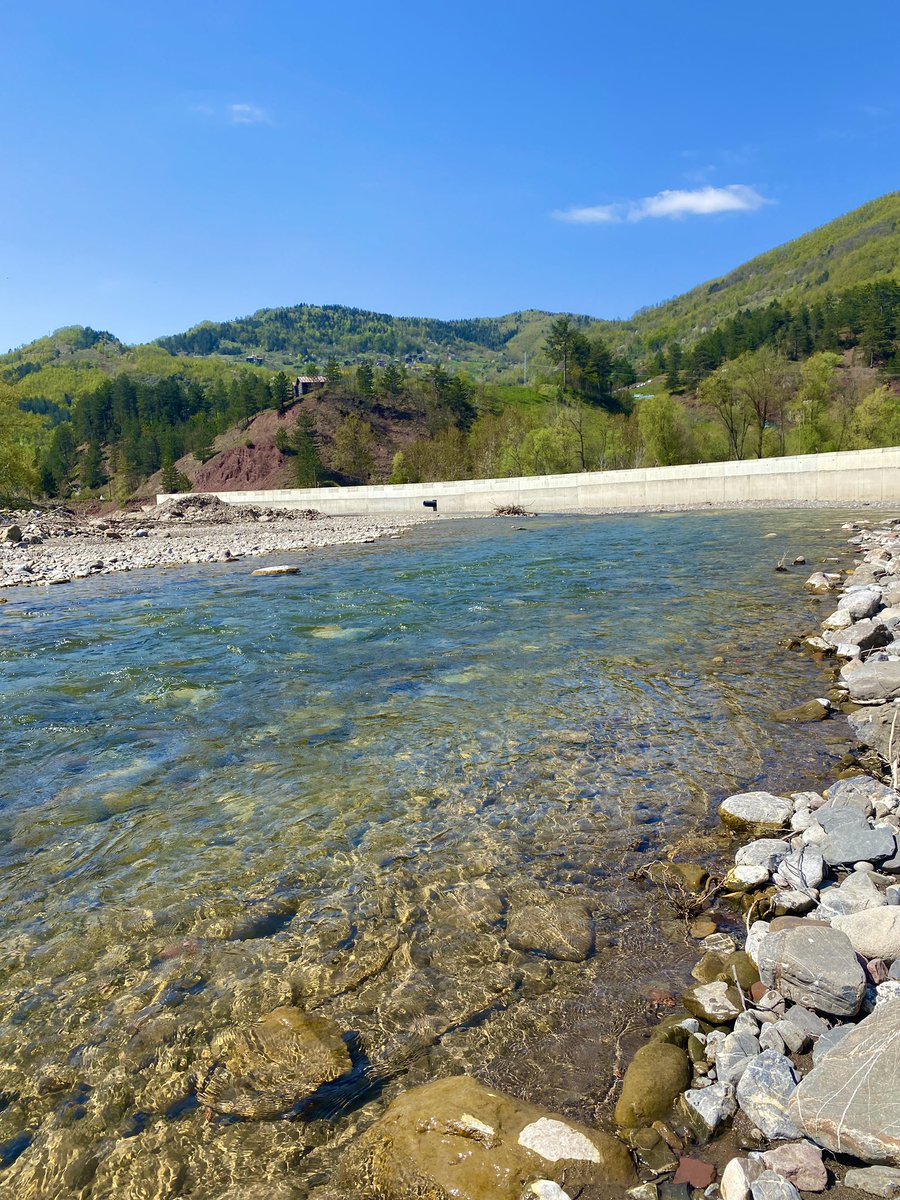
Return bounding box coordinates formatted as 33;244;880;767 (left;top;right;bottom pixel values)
0;496;430;589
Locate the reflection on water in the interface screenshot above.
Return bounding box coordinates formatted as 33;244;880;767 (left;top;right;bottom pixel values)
0;511;859;1196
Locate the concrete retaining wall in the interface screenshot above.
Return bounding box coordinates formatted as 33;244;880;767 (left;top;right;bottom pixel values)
157;447;900;516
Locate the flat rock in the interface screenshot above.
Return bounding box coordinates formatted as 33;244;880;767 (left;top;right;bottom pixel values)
847;660;900;703
719;793;793;835
250;565;300;576
736;1050;802;1141
826;776;898;813
849;706;900;762
832;907;900;961
773;846;825;892
756;924;865;1017
506;898;594;962
327;1075;636;1199
843;1166;900;1197
791;1001;900;1165
737;840;792;872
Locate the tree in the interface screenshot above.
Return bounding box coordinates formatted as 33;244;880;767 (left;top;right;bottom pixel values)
729;346;795;458
80;439;105;490
544;316;581;390
39;422;77;495
794;351;840;452
332;414;375;482
271;370;292;416
380;363;405;397
850;386;900;448
698;367;752;460
665;343;683;392
290;412;322;487
356;361;374;396
324;357;342;387
636;394;691;466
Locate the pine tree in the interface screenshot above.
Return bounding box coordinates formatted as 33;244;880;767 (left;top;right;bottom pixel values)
290;412;322;487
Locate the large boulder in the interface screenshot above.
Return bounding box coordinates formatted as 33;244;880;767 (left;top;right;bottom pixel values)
719;793;793;835
196;1007;352;1117
506;898;594;962
791;1001;900;1165
614;1041;691;1127
816;806;896;867
756;924;865;1017
832;907;900;961
327;1075;636;1200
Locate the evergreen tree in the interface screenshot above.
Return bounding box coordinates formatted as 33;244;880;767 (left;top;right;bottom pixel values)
324;357;342;387
80;439;105;490
290;412;322;487
271;370;293;416
332;414;375;482
665;343;683;392
356;361;375;396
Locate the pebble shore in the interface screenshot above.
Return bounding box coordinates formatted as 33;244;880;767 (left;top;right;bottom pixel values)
0;495;428;590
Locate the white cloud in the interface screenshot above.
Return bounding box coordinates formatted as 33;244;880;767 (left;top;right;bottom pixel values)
228;103;270;126
554;184;771;225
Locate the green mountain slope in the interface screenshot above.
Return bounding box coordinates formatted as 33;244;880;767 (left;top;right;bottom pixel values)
625;192;900;345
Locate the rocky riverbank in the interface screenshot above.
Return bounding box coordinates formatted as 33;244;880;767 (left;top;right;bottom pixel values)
0;495;427;589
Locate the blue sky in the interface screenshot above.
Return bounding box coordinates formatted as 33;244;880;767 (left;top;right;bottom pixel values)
1;0;898;349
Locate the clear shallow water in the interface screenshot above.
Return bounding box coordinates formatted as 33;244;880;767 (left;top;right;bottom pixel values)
0;511;861;1196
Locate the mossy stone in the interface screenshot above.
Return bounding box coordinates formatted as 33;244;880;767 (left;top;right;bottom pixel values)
614;1042;691;1129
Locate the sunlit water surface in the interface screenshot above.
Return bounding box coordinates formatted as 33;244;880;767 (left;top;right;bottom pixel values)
0;511;866;1197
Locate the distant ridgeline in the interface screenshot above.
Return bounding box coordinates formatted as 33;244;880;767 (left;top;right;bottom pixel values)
0;192;897;503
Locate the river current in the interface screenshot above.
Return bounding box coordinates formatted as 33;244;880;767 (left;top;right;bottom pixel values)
0;510;866;1197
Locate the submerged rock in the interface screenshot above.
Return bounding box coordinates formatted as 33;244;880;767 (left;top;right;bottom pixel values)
196;1006;352;1117
505;898;594;962
326;1075;636;1200
791;1001;900;1164
615;1041;691;1128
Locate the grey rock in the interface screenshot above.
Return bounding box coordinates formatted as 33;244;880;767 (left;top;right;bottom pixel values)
817;872;887;921
823;619;891;652
784;1004;830;1041
811;1022;853;1065
848;705;900;762
716;1032;761;1084
827;776;899;814
875;980;900;1005
749;1172;802;1200
773;890;816;915
736;1050;802;1140
773;1019;808;1054
832;907;900;961
0;524;22;543
758;1024;786;1054
847;660;900;703
746;921;772;968
719;793;793;834
721;1158;764;1200
734;1012;761;1037
736;840;792;872
682;1082;737;1137
757;924;866;1017
773;846;825;892
843;1166;900;1197
838;586;883;621
791;1001;900;1164
820;815;896;868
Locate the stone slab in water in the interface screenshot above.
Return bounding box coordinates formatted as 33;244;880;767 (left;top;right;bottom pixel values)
250;565;300;576
719;793;793;834
791;1001;900;1165
325;1074;636;1200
